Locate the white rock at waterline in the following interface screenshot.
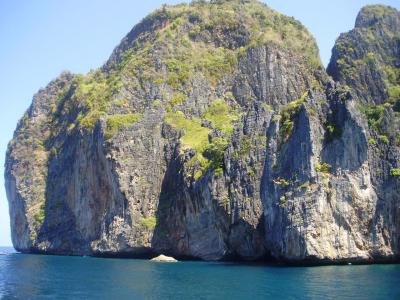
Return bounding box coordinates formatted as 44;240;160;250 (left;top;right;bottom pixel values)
151;255;178;262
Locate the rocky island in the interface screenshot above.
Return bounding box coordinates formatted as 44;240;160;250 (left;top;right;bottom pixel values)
5;0;399;264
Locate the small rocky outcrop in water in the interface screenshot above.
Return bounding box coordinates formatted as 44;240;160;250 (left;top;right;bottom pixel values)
5;1;400;263
151;254;178;262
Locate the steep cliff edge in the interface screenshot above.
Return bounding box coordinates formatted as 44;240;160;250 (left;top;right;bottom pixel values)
5;0;400;263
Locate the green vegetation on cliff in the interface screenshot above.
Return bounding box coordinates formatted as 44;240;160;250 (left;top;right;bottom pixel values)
165;98;239;180
105;113;143;140
391;168;400;177
278;93;307;143
328;4;399;142
42;0;322;154
27;0;320;165
165;111;211;152
5;0;400;263
73;71;122;130
328;7;399;92
139;216;157;230
113;0;322;88
204;100;239;135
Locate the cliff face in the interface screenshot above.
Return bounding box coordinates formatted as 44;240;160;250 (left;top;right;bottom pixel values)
5;0;400;263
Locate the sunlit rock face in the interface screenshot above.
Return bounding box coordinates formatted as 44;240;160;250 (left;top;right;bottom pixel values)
5;1;399;263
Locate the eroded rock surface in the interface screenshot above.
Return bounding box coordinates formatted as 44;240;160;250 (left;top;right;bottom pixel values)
5;1;399;263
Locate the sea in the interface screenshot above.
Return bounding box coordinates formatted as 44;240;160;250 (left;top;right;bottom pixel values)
0;246;399;299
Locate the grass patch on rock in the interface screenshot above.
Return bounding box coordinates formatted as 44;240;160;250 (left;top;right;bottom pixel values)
204;99;239;135
139;216;157;230
278;93;307;143
165;111;211;152
105;113;143;140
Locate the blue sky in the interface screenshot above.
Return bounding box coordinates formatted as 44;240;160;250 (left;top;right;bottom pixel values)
0;0;398;247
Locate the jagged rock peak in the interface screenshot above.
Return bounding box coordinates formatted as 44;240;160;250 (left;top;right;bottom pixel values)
327;4;400;106
355;5;400;30
105;0;322;71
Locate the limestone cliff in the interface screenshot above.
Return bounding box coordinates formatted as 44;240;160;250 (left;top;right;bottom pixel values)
5;0;400;263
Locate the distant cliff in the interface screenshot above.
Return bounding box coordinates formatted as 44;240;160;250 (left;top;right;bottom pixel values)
5;0;400;263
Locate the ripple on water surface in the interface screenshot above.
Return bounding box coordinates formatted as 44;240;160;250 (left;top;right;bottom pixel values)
0;251;400;299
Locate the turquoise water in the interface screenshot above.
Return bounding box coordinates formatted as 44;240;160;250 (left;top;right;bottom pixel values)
1;247;400;299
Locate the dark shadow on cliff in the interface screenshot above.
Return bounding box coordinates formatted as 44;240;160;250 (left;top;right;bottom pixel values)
150;141;191;259
321;90;368;172
36;121;118;256
36;133;90;255
151;137;270;261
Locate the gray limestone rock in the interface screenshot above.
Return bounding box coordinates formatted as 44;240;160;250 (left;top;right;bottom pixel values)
5;1;400;263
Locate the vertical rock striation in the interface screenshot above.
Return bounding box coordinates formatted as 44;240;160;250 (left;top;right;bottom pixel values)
5;1;400;263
